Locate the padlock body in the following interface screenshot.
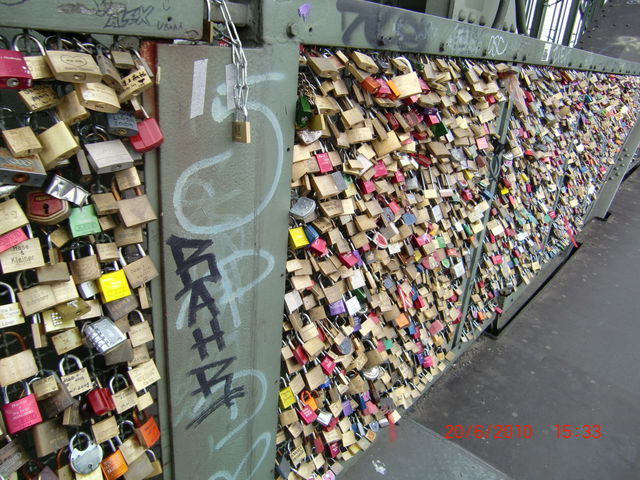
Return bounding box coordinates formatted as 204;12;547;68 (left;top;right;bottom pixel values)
98;269;132;303
87;387;115;416
0;148;46;187
0;49;32;89
106;112;138;137
2;393;42;434
85;140;134;174
83;317;126;353
26;191;71;225
130;118;164;152
135;414;160;447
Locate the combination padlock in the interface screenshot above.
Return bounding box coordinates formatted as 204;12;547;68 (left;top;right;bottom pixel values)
68;432;103;475
81;316;127;354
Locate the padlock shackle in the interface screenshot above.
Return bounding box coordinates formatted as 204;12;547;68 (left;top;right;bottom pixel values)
0;330;27;351
11;33;46;56
108;373;129;393
0;281;16;302
58;354;83;376
56;446;69;469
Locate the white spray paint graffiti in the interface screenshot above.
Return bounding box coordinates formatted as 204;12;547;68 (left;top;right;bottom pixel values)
487;34;508;56
170;61;285;479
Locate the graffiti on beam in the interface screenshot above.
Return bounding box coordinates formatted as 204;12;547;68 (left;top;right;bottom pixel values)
336;0;433;50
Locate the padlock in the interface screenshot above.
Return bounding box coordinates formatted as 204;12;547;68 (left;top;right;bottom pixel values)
55;447;74;480
84;377;115;417
0;282;24;329
126;309;154;347
58;355;92;398
290;196;317;223
45;174;90;206
45;43;102;84
68;432;103;474
110;43;135;69
95;45;124;92
0;108;42;158
55;89;90;126
108;374;137;413
95;234;119;263
11;33;52;81
278;377;296;409
115;166;142;192
118;420;146;465
100;439;128;480
129;108;164;152
1;381;43;434
18;85;58;112
68;243;101;285
75;82;121;114
118;68;153;104
31;415;69;458
232;109;251;144
0;34;32;89
132;409;160;448
0;435;30;478
15;271;56;317
91;183;120;217
28;110;79;170
81;317;127;354
26;191;71;225
112;179;157;227
36;235;70;284
0;224;45;274
82;125;134;174
296;95;313;128
106;111;139;137
103;292;139;321
68;204;102;238
144;449;162;477
97;261;132;303
120;245;158;289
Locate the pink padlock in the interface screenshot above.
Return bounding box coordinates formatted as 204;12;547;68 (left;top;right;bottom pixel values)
297;404;317;425
2;380;42;434
0;226;28;253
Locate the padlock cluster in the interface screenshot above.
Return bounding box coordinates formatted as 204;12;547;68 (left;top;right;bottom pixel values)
0;30;163;480
277;47;640;478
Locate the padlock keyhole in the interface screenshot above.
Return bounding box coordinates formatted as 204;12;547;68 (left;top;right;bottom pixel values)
43;203;49;214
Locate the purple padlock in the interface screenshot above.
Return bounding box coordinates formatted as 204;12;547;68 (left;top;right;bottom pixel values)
342;399;353;416
352;316;362;333
328;299;346;316
352;249;364;267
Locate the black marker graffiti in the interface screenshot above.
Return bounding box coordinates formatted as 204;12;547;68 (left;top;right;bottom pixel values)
167;235;246;430
336;0;431;51
104;4;154;28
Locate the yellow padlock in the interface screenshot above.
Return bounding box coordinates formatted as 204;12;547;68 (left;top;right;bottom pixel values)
500;186;510;195
278;385;296;409
97;266;131;303
288;226;309;249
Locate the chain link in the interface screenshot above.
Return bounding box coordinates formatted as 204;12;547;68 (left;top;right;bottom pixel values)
213;0;249;120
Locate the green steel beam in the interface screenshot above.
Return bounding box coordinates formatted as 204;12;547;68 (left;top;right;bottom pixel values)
529;0;547;38
562;0;582;46
585;110;640;221
264;0;640;74
451;100;513;348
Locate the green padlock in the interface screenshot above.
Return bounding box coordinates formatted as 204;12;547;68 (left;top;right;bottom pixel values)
353;288;367;303
295;96;312;129
430;122;448;138
68;205;102;238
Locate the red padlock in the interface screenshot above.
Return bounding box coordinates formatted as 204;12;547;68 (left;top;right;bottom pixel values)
308;237;328;256
337;251;358;268
315;152;333;173
132;409;160;448
0;226;28;253
0;36;32;89
2;380;42;434
320;355;336;375
129;108;164;153
86;378;116;417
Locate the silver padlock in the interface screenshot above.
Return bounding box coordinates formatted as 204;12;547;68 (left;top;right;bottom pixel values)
77;279;99;299
290;196;317;223
317;410;333;426
81;126;133;174
45;174;90;206
69;432;103;474
81;316;126;354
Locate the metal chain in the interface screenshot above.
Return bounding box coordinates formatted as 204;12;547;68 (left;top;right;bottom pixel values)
213;0;249;121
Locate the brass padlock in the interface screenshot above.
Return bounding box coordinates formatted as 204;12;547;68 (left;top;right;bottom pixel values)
0;108;42;158
56;89;90;126
28;111;79;170
12;33;53;81
112;179;157;227
18;85;58;112
45;39;102;83
0;281;25;329
110;43;135;69
75;82;121;114
119;245;158;289
95;45;123;92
